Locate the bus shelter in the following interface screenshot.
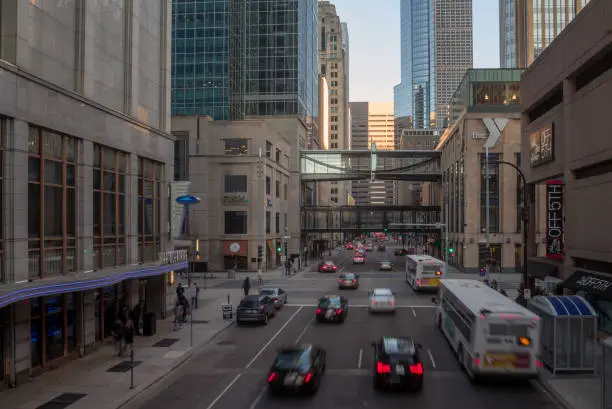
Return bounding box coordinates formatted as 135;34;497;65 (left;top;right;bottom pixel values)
527;295;598;375
604;337;612;409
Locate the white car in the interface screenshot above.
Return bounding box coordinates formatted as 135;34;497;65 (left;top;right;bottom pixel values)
379;261;393;271
368;288;396;313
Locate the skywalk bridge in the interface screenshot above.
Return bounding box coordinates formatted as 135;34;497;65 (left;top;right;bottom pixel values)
301;205;441;233
299;149;441;182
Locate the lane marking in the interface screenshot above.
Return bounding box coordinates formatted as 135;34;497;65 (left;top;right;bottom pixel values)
427;349;437;369
357;348;363;369
295;316;315;344
248;386;267;409
205;374;242;409
411;307;417;317
245;306;304;368
284;304;436;308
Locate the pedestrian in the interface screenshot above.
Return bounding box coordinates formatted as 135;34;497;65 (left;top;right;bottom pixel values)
194;284;200;309
243;276;251;297
118;305;130;325
132;300;145;336
176;282;185;298
111;319;124;357
285;259;291;276
124;319;135;355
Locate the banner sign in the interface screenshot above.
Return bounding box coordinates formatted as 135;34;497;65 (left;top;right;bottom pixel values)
546;180;564;259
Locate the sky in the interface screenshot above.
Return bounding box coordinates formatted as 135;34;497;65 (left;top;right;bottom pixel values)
330;0;500;102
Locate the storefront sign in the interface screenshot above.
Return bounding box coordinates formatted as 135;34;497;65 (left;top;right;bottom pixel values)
546;180;564;259
530;124;554;167
566;270;612;299
222;240;248;257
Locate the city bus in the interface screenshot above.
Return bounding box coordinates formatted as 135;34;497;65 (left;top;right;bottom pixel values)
405;255;444;292
434;279;542;380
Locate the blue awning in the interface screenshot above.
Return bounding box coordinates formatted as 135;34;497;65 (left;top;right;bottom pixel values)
531;295;598;317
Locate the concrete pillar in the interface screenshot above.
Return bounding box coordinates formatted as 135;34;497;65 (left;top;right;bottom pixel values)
127;154;139;264
78;140;93;272
5;119;29;283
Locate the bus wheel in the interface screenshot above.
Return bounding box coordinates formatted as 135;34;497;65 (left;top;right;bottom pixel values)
457;344;465;371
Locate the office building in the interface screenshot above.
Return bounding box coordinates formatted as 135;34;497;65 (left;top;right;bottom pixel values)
499;0;590;68
394;0;435;134
520;0;612;333
434;0;473;129
318;1;350;206
0;1;178;386
429;69;543;273
350;102;395;205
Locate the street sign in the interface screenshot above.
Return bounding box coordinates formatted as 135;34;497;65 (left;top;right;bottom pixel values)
280;256;286;262
221;304;233;320
283;236;291;239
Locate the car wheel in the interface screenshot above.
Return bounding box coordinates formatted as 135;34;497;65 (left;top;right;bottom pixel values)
284;297;288;304
237;319;243;326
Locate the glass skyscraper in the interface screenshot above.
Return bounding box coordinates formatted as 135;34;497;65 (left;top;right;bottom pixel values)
393;0;435;132
171;0;319;134
172;0;230;119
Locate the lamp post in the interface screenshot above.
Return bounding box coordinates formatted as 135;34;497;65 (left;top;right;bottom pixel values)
493;160;530;295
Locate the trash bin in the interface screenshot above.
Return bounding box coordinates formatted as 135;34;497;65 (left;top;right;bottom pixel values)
143;312;157;336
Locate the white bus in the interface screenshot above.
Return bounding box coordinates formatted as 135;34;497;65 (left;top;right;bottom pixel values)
405;255;444;292
434;279;542;380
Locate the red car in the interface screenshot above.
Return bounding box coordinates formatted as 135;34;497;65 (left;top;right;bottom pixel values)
353;255;365;264
319;261;338;273
345;243;354;250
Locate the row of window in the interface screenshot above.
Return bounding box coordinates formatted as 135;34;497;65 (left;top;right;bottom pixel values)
25;125;163;279
225;175;288;199
224;211;287;235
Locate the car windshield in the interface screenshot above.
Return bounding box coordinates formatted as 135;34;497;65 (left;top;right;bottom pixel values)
319;298;341;308
259;289;276;296
274;350;310;372
343;273;356;279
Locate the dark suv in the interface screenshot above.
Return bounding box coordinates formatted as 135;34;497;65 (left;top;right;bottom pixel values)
237;295;276;325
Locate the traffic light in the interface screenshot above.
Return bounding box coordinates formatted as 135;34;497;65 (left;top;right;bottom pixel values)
449;247;454;253
383;219;389;232
257;245;263;261
276;240;282;253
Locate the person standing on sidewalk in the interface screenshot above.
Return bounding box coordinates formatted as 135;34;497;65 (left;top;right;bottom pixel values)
284;259;291;276
111;319;124;357
243;276;251;297
123;319;135;355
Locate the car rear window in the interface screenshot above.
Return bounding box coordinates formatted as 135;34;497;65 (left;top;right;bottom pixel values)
318;298;341;308
240;299;259;308
383;338;415;355
343;273;355;279
259;289;276;296
274;350;310;372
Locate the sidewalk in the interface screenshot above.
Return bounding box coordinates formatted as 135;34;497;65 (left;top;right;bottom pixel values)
536;367;602;409
0;287;244;409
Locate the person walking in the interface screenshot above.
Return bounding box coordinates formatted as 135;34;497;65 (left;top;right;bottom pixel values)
123;319;135;355
284;259;291;276
111;319;124;357
242;276;251;297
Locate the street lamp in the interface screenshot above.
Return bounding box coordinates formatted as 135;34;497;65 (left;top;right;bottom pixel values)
492;160;530;295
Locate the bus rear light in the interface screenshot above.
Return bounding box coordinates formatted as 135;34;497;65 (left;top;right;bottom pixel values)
416;280;422;285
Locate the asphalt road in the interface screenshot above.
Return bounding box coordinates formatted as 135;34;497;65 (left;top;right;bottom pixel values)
126;245;560;409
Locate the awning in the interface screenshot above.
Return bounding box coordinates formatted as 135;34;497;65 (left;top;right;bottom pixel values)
527;259;559;280
562;269;612;300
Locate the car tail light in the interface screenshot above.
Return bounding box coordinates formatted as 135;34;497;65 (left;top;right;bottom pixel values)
376;361;391;373
333;266;337;270
304;373;313;383
336;308;343;314
371;300;376;306
273;297;279;303
353;279;357;283
409;363;423;375
339;279;343;283
316;308;322;314
260;305;265;312
391;298;395;306
267;372;278;382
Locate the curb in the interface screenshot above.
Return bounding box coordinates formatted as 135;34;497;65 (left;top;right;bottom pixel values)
531;378;574;409
116;319;236;409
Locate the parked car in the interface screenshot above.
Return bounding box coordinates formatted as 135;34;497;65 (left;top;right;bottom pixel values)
236;295;277;325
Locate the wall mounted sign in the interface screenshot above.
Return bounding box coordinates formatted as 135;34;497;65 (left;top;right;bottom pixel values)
545;180;564;259
530;124;554;167
229;243;241;253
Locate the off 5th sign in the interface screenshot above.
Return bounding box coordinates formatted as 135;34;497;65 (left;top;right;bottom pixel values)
229;243;241;253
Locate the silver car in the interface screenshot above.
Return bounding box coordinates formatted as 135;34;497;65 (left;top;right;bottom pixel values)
379;261;393;271
368;288;397;313
259;287;288;309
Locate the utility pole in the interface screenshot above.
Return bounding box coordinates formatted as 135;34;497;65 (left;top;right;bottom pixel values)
257;147;264;278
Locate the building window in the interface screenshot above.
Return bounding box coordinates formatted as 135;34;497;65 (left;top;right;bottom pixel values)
283;184;288;200
225;175;247;193
224;139;248;155
515;153;522;233
44;296;64;362
224;211;247;234
479;153;500;234
266;176;271;195
275;212;280;234
137;158;162;262
173;132;188;181
275;148;281;163
266;141;272;158
266;211;271;234
28;127;78;278
93;145;127;269
275;180;280;197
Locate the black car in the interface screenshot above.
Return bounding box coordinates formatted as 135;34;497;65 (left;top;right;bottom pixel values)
394;248;408;256
371;336;424;392
315;295;348;323
338;273;359;290
267;344;326;396
378;244;386;251
236;295;276;325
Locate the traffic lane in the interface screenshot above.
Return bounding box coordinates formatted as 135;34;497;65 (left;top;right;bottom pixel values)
358;307;460;373
213;306;311;369
410;304;460;369
203;372;269;409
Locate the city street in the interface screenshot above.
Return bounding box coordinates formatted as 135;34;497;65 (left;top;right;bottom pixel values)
125;246;560;409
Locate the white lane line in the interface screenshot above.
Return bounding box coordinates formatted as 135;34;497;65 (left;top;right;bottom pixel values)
245;306;304;368
427;349;437;369
248;386;267;409
284;304;437;308
205;374;243;409
357;348;363;369
339;264;347;273
295;316;315;343
411;307;417;317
